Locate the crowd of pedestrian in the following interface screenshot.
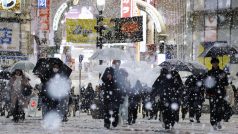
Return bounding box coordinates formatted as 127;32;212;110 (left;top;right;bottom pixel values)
0;57;237;131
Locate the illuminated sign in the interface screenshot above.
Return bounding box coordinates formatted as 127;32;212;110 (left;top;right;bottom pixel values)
121;0;132;17
38;0;47;8
39;0;50;31
0;0;20;12
53;3;68;31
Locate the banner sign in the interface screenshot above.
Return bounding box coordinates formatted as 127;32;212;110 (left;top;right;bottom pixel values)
0;0;20;12
0;22;20;51
66;16;143;44
38;0;47;8
66;19;97;44
121;0;132;18
104;16;143;43
39;0;50;31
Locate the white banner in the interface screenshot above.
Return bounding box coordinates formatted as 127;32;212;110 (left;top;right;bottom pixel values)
0;22;20;51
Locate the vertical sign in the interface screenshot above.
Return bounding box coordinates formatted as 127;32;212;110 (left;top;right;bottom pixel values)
121;0;132;18
39;0;50;31
38;0;47;8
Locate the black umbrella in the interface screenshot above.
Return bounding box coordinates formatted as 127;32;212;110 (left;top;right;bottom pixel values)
33;58;72;79
159;59;207;74
199;45;238;57
0;71;11;80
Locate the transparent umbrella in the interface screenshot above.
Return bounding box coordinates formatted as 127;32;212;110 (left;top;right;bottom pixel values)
89;48;132;61
10;61;35;72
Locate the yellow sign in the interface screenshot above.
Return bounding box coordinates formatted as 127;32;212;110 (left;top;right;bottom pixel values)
0;0;21;12
66;19;97;44
197;44;229;69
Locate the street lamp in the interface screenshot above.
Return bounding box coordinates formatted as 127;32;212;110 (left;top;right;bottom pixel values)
96;0;105;13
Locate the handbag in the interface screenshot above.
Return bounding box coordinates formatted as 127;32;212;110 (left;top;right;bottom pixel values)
21;84;33;97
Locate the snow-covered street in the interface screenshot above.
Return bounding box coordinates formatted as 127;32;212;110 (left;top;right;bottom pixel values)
1;112;238;134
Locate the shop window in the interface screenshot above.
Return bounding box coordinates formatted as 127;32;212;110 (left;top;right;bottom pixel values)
231;29;238;46
205;14;217;42
232;0;238;8
193;14;205;31
232;11;238;29
218;29;230;44
218;13;231;29
194;0;205;11
218;0;231;9
205;0;217;10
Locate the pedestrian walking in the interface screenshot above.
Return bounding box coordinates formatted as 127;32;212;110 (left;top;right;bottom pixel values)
8;69;32;122
204;58;229;130
151;68;183;130
128;80;142;125
184;73;205;123
84;83;95;115
39;63;71;122
101;60;124;129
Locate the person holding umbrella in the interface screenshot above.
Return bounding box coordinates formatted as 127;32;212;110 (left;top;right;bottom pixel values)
8;69;32;122
204;58;228;130
33;58;72;121
151;68;183;130
101;60;124;129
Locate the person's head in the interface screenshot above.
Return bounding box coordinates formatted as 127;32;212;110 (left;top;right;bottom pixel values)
112;60;121;69
14;69;23;77
88;82;92;87
211;58;219;69
53;63;60;73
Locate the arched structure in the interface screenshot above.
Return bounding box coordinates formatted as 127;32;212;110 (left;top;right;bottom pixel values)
52;0;167;49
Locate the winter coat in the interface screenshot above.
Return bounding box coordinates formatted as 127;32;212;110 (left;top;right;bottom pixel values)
101;67;123;109
84;86;95;108
184;75;205;107
151;69;183;106
128;81;142;108
204;67;228;98
8;75;32;109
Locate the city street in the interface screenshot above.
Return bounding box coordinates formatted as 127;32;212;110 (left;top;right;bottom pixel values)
1;112;238;134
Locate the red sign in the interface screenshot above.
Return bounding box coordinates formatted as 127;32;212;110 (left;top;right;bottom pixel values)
31;100;37;107
121;0;131;18
39;0;50;31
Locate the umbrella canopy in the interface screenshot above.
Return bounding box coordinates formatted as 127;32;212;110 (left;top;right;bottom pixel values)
199;45;238;57
10;61;35;72
89;48;131;61
159;59;207;75
33;58;72;79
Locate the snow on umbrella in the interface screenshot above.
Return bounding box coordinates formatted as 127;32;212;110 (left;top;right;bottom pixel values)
159;59;191;72
89;48;131;61
199;45;238;57
33;58;72;79
10;61;35;72
159;59;207;75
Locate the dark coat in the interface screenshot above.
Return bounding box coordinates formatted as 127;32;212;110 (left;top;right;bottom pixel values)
151;68;183;106
101;67;123;109
84;86;95;108
204;67;228;98
184;74;205;107
128;81;142;108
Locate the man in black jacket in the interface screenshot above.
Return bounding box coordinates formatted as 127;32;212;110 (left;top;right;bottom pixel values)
204;58;228;130
101;60;123;129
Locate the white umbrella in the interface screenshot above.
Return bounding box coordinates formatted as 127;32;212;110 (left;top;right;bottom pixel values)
10;61;35;72
89;48;132;61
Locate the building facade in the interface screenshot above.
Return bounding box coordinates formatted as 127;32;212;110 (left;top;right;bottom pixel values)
186;0;238;63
